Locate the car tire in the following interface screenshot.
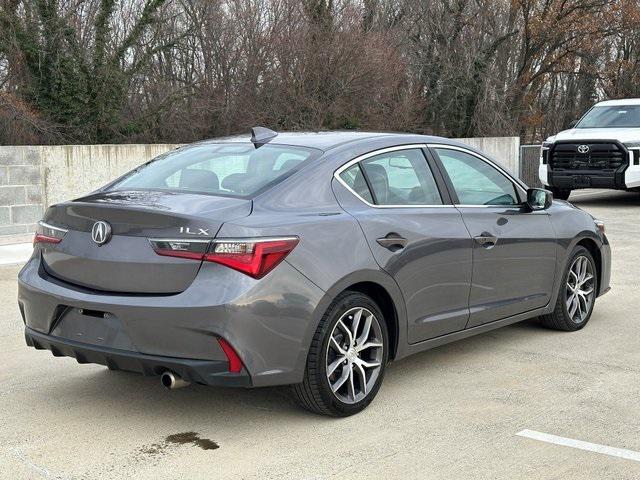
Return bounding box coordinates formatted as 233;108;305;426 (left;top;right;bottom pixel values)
550;188;571;200
540;246;597;331
291;291;389;416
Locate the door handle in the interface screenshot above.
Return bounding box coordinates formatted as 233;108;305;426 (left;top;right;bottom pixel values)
474;232;498;248
376;233;408;251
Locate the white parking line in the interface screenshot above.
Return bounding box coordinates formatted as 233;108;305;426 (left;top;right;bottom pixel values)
517;429;640;463
11;448;68;479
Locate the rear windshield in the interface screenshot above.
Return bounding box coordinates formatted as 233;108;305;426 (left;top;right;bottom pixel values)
109;143;319;198
576;105;640;128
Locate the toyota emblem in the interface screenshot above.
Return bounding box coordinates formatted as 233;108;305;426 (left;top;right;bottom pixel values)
91;221;112;246
577;144;590;154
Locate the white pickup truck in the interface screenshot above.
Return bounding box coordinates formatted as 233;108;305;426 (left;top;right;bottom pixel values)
539;98;640;199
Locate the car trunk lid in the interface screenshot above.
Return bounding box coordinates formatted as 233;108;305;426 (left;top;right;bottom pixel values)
40;190;251;294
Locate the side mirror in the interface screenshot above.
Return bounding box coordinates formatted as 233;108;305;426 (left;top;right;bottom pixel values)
568;119;579;129
526;188;552;211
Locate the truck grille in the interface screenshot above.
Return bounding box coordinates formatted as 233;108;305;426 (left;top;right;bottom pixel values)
549;142;627;171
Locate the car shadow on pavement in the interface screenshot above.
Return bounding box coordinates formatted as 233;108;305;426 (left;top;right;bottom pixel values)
569;190;640;208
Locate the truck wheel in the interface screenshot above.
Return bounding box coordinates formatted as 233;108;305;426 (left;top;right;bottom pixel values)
551;188;571;200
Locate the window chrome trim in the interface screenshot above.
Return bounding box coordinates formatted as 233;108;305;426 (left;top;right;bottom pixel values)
427;144;527;208
333;144;451;209
38;221;68;233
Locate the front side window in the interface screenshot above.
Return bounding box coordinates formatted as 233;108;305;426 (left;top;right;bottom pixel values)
111;144;318;198
350;149;442;206
435;148;519;206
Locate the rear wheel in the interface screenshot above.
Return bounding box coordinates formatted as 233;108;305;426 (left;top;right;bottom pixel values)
550;187;571;200
540;246;597;331
291;291;388;416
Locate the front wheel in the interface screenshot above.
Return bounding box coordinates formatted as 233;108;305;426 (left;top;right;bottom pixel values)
550;187;571;200
540;246;597;331
291;291;389;416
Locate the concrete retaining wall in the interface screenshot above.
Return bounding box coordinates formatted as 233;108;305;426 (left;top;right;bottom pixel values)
457;136;521;176
0;136;522;236
42;144;178;207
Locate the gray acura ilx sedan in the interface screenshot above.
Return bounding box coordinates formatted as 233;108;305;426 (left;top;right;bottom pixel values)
19;128;611;416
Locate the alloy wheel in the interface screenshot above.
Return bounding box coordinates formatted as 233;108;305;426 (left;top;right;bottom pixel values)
565;255;595;324
326;307;384;404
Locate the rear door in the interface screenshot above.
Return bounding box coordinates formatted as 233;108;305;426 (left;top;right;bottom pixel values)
334;146;473;343
430;146;557;327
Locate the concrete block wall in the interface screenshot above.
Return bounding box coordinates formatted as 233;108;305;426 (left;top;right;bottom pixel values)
0;146;43;235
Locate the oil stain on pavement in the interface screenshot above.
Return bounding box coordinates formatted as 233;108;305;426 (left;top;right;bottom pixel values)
139;431;219;457
166;432;219;450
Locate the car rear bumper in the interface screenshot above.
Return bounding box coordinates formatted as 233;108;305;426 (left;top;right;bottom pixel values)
25;326;251;386
18;253;326;387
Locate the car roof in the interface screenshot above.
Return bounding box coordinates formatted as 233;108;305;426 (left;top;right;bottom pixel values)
594;98;640;107
197;130;459;152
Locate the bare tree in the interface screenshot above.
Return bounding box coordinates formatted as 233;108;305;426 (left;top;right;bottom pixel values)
1;0;639;145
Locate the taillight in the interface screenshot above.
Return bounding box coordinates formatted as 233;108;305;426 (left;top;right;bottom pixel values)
205;238;299;279
149;237;299;279
149;239;211;260
34;221;68;245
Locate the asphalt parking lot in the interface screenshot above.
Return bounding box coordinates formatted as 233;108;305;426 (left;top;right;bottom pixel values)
1;189;639;480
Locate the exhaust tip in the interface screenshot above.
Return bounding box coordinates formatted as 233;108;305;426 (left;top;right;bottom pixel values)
161;371;190;390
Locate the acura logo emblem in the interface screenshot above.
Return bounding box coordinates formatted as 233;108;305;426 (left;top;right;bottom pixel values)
91;221;112;245
577;144;590;154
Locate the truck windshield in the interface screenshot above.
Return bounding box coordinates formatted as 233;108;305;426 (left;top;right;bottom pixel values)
576;105;640;128
109;143;320;198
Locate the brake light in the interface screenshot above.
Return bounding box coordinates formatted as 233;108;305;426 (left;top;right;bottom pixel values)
204;238;299;279
149;237;299;279
217;337;243;373
149;239;210;260
34;221;68;245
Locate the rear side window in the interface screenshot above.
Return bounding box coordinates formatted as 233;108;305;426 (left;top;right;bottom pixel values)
360;150;442;205
339;164;374;204
340;148;442;206
111;144;318;198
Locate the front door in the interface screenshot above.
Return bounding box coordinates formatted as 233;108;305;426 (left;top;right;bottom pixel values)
431;146;557;327
334;146;473;343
